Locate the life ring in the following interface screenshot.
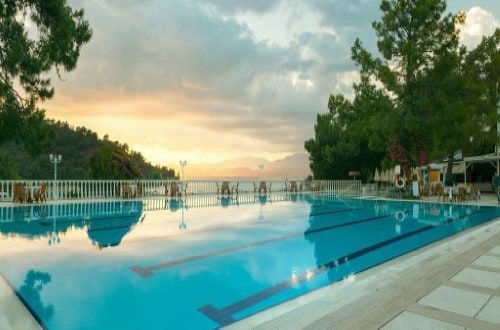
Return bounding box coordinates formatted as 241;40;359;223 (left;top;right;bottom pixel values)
395;177;406;188
395;211;406;222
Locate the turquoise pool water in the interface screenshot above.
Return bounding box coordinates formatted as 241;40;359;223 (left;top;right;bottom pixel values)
0;194;498;329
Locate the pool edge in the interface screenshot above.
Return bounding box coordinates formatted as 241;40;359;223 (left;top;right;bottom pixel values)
0;274;44;330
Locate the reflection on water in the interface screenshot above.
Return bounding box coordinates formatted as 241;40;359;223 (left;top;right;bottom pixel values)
167;198;183;212
304;196;486;282
19;270;54;324
1;194;311;248
220;196;233;208
0;201;143;249
143;192;309;212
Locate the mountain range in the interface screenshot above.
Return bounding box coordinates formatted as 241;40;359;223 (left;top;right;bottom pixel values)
177;153;311;179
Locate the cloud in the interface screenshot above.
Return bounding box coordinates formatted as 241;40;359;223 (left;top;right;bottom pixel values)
48;0;498;169
194;0;281;15
61;1;303;102
308;0;380;28
305;0;381;51
49;0;353;161
459;7;499;49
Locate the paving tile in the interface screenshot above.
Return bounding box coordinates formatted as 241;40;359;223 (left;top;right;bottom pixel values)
451;268;500;290
0;316;12;330
381;311;465;330
0;276;40;330
476;296;500;325
472;255;500;270
489;245;500;255
418;286;489;317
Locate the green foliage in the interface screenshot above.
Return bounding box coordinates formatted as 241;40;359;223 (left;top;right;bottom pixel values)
0;121;177;180
306;0;499;182
305;78;392;180
89;142;142;179
386;186;416;199
353;0;459;164
421;29;499;179
0;0;92;154
0;2;175;181
0;149;19;179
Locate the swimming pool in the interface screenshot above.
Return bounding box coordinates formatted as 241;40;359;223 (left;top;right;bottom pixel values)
0;194;498;329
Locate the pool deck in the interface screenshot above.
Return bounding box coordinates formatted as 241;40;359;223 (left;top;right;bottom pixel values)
0;194;499;330
227;194;500;329
0;275;41;330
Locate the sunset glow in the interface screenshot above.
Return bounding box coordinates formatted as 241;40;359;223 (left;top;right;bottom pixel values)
43;0;499;177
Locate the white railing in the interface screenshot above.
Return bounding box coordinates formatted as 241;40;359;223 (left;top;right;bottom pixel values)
0;179;361;203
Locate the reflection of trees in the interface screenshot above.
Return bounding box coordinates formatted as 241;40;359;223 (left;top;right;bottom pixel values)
168;198;182;212
2;205;78;239
19;270;54;323
220;196;231;207
87;213;142;249
0;201;143;249
86;201;143;249
305;197;488;284
304;197;377;282
304;203;340;282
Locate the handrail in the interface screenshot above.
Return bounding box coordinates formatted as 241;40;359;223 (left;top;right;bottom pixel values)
0;179;362;203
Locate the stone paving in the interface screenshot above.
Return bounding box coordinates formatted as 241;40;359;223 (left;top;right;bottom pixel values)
0;275;40;330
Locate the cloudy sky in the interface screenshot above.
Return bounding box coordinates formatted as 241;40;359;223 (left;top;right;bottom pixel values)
44;0;499;172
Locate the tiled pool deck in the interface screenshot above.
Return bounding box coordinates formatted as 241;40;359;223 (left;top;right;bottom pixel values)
0;194;499;329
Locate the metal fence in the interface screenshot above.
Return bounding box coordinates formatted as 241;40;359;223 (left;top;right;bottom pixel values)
0;179;362;203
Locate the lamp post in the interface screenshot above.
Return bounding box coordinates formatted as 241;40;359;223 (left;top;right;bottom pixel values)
49;154;62;199
179;160;187;196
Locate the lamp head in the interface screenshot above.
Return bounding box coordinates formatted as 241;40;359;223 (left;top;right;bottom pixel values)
50;154;62;162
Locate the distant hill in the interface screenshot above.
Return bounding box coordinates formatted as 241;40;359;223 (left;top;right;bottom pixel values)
182;153;311;179
0;120;176;180
0;119;310;180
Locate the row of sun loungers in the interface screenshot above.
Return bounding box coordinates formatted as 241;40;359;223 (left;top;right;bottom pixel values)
164;182;188;198
419;182;481;202
161;180;307;198
114;182;144;199
13;183;47;203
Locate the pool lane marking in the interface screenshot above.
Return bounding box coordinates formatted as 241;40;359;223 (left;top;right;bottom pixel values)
129;208;395;277
197;210;484;327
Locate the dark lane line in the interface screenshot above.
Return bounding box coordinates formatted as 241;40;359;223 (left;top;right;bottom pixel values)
129;208;393;277
198;210;484;327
